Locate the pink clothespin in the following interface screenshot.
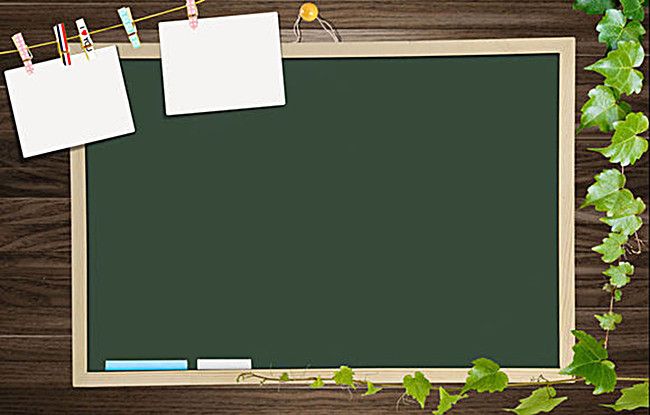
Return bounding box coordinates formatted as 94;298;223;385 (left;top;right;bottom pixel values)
186;0;198;29
53;23;72;66
11;33;34;74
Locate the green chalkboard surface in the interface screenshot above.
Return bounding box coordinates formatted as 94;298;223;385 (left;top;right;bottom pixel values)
86;55;559;371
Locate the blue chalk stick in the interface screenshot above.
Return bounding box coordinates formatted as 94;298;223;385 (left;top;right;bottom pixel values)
105;360;188;371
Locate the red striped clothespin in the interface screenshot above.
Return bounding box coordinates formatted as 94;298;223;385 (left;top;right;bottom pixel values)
11;33;34;74
53;23;72;66
186;0;199;29
76;18;95;60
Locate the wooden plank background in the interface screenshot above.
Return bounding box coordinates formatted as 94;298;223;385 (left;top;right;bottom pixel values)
0;1;647;413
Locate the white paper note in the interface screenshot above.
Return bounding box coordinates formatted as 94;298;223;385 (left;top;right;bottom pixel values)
4;46;135;158
197;359;252;370
159;12;286;116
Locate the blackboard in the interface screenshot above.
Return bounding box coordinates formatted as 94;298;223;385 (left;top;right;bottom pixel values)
71;40;575;387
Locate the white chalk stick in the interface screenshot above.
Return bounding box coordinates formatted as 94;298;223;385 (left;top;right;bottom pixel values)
197;359;252;370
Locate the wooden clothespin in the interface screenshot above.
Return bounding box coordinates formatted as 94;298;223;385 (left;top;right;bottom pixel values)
53;23;72;66
76;18;95;60
118;7;141;49
186;0;199;29
11;33;34;74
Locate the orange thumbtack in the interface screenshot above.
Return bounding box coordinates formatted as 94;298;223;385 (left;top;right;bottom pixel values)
299;2;319;22
293;2;340;43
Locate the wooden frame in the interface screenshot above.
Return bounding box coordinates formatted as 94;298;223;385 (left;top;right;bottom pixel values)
71;38;575;387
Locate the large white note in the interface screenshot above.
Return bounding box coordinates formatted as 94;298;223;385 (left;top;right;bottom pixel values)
159;12;286;116
4;46;135;158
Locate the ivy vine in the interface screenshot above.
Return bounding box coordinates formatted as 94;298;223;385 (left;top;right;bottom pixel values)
237;0;650;412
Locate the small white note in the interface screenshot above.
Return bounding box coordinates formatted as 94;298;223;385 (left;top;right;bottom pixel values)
4;46;135;158
159;12;286;116
197;359;252;370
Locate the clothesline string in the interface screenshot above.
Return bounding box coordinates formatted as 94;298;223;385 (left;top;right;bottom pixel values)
0;0;207;56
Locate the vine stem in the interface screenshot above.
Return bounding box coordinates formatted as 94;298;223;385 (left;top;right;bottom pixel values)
628;232;645;255
445;377;583;393
237;372;325;383
604;289;616;349
618;378;650;382
237;372;649;389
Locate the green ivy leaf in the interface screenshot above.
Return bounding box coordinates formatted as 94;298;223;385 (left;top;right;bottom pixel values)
573;0;617;14
614;289;622;302
403;371;432;409
590;188;645;222
597;10;646;50
603;382;649;411
608;189;645;217
333;366;356;389
310;376;324;388
503;387;568;415
461;358;509;394
364;380;382;396
592;184;646;236
621;0;645;20
432;387;466;415
579;86;631;132
581;169;626;210
586;41;645;96
591;113;649;166
593;233;628;263
603;262;634;288
595;312;623;331
279;372;290;382
560;330;617;395
601;213;644;236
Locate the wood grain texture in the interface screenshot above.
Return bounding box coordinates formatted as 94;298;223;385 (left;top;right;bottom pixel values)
3;385;648;415
0;0;647;64
0;0;648;412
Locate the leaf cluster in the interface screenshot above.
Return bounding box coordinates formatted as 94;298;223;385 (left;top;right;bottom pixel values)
576;0;646;383
572;0;649;411
402;358;509;413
